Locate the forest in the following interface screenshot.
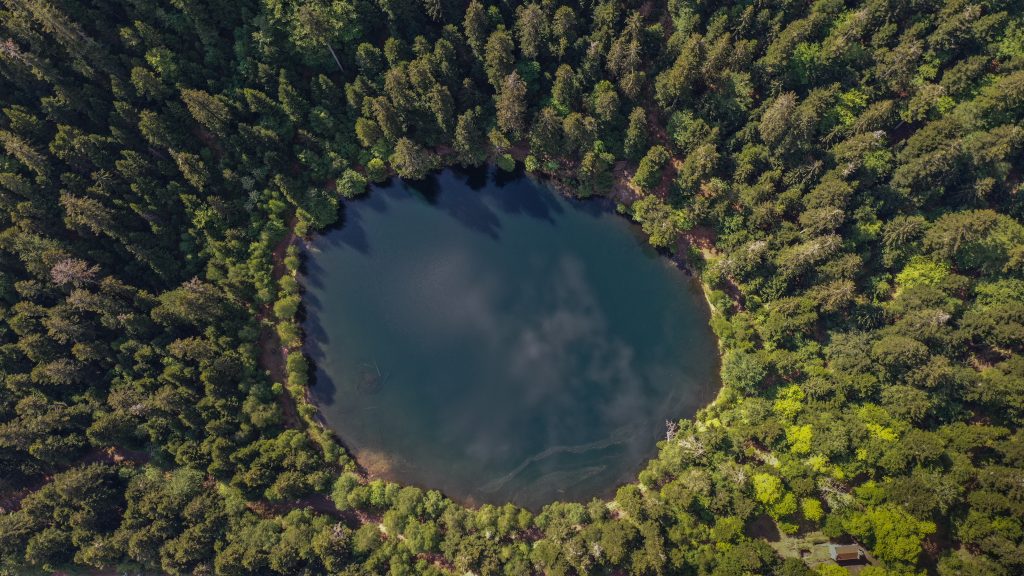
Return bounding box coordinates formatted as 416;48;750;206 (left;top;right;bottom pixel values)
0;0;1022;574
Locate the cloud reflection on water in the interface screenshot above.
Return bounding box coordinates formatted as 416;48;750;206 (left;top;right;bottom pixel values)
302;167;719;510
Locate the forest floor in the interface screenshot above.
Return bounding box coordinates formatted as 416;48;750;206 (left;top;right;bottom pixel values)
248;492;344;520
258;215;301;429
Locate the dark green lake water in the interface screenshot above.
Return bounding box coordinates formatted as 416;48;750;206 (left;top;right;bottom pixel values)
303;167;718;509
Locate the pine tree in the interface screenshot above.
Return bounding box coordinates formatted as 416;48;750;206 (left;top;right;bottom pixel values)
495;72;527;140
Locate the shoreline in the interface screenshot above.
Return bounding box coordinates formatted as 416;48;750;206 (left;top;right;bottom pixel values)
267;160;728;510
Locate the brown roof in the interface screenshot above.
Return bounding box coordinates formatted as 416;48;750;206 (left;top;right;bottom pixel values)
830;544;863;562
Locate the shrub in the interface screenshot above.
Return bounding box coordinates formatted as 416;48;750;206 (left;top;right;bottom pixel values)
495;153;516;171
365;158;388;182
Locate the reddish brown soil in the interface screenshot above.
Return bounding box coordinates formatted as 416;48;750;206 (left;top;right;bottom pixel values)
258;215;301;429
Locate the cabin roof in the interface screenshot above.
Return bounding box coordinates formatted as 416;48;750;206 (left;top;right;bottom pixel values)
829;544;863;561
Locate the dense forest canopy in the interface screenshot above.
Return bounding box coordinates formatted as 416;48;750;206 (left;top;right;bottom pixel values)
0;0;1022;574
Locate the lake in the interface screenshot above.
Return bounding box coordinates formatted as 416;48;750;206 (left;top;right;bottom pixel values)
302;167;719;510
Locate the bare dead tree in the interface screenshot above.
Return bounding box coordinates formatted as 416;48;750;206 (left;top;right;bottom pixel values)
665;420;679;442
51;258;100;287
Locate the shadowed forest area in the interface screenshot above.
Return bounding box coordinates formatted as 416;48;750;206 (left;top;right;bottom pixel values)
0;0;1023;575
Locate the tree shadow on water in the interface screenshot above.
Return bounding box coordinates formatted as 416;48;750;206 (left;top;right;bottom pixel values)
403;171;443;204
320;184;399;256
404;170;504;239
492;163;524;187
318;200;370;256
300;250;330;290
452;164;489;191
489;170;565;224
569;195;615;219
300;301;343;412
308;363;340;410
452;165;566;225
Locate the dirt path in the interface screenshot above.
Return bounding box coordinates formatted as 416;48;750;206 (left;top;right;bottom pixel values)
674;226;745;311
82;445;151;466
1;446;151;514
248;492;348;519
258;215;301;429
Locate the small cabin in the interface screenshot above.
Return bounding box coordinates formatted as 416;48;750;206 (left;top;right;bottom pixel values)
828;544;864;563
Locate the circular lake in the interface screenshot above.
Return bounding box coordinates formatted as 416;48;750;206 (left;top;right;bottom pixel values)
303;167;719;510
